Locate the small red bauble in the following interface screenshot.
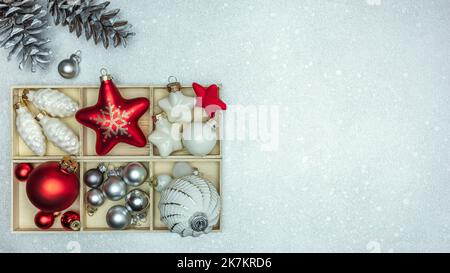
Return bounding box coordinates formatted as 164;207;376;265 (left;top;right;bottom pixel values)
61;211;81;231
14;163;33;181
75;70;150;156
34;211;56;230
26;161;79;212
192;83;227;118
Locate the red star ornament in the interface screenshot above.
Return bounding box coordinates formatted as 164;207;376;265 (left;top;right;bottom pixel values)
192;83;227;118
76;71;150;156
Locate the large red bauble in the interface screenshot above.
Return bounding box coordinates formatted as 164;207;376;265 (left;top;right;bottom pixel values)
14;163;33;181
75;71;150;155
26;162;79;212
34;211;56;230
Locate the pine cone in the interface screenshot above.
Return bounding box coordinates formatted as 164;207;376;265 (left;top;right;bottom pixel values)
0;0;52;72
48;0;135;49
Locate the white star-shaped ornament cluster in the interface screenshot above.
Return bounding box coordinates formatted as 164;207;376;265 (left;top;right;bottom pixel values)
158;91;196;123
148;114;183;157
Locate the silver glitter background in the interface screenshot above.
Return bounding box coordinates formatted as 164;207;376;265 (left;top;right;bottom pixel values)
1;0;450;252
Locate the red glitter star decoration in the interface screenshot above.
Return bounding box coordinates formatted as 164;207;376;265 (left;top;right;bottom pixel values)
192;83;227;118
76;72;149;155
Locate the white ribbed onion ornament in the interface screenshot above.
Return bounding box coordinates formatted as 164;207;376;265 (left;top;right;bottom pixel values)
36;113;80;155
15;103;46;156
24;88;79;117
157;174;220;237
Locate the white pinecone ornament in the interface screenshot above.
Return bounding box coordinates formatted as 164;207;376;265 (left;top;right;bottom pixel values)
36;113;80;155
24;89;79;117
15;103;46;156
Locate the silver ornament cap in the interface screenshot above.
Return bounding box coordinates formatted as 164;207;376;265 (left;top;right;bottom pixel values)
122;162;148;187
106;205;131;230
58;50;81;79
102;176;127;201
125;189;150;214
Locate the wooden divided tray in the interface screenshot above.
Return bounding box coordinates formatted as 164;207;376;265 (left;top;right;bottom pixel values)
10;85;222;233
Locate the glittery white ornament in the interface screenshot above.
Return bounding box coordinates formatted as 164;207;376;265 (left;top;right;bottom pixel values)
24;88;79;117
182;119;217;156
158;80;195;123
36;113;80;155
15;104;46;156
148;114;183;157
158;174;220;237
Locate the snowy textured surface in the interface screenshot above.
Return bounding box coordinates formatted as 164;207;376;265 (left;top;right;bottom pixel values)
1;0;450;253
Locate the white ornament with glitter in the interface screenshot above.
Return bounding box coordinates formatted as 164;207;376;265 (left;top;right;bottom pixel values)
15;103;46;156
23;88;79;117
36;113;80;155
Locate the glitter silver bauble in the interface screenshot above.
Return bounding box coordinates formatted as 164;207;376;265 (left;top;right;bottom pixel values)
122;162;148;187
125;189;149;214
58;50;81;79
106;205;131;230
102;176;127;201
86;188;105;208
84;168;104;188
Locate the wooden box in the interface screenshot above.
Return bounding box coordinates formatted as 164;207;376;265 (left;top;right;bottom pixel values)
10;85;222;233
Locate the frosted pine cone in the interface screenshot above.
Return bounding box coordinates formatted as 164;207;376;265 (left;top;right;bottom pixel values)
25;88;79;117
15;104;46;156
37;114;80;155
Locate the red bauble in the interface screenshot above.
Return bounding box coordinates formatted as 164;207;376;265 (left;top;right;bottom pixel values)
14;163;33;181
26;162;79;212
34;211;56;230
61;211;81;231
75;71;150;155
192;83;227;118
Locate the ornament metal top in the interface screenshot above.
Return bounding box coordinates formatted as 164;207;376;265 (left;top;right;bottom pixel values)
58;50;81;79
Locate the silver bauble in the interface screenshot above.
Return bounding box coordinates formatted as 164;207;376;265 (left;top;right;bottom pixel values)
122;162;148;187
86;188;105;208
58;51;81;79
102;176;127;201
84;168;104;188
106;205;131;230
125;189;150;214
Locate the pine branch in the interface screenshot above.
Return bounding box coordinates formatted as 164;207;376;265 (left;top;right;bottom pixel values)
48;0;135;49
0;0;52;72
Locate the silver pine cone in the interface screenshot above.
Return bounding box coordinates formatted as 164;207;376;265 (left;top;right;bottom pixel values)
0;0;52;72
48;0;135;49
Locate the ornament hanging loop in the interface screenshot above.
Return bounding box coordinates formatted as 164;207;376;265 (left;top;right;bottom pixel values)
87;206;97;216
167;76;182;92
168;76;178;83
100;68;112;81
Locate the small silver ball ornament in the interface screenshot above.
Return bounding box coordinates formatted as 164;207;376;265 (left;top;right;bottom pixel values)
84;168;104;188
125;189;149;214
106;205;131;230
86;188;105;208
122;162;148;187
58;50;81;79
102;176;127;201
